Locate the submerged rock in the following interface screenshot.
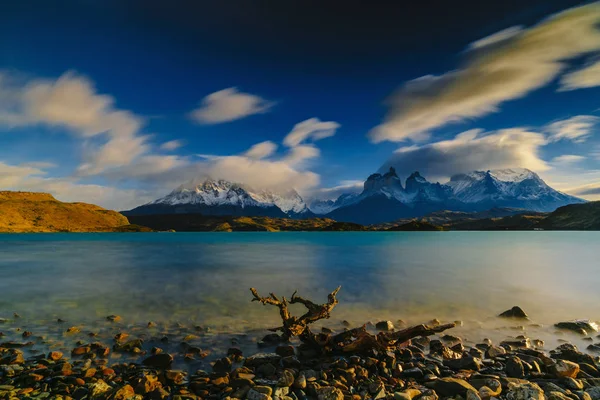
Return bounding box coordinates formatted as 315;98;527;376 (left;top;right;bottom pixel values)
555;320;599;335
499;306;529;320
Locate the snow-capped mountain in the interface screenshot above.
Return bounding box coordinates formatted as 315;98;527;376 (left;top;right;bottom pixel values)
324;167;584;224
446;168;584;211
308;193;360;215
124;179;313;218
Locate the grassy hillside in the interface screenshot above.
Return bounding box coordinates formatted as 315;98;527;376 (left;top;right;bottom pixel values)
0;191;132;233
539;201;600;230
127;213;368;232
387;220;446;231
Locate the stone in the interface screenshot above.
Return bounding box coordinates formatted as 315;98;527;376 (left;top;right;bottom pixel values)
499;307;529;319
486;345;506;358
213;357;233;373
555;320;598;335
245;353;281;368
276;345;295;358
443;355;482;371
506;356;525;378
278;370;294;387
294;375;307;389
586;387;600;400
88;379;112;397
375;321;394;331
112;384;135;400
48;351;63;361
553;359;580;378
431;378;478;397
142;353;173;369
467;389;482;400
505;382;545;400
317;386;344;400
248;388;272;400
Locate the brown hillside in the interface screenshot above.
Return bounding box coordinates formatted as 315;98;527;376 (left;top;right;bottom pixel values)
0;191;130;232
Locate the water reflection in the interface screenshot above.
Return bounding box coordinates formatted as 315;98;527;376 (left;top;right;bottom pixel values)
0;232;599;331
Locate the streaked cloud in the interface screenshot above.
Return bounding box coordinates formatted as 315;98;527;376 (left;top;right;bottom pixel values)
380;128;549;181
283;118;340;147
551;154;586;164
546;115;599;143
0;160;151;210
160;140;184;151
186;118;339;192
189;87;275;124
560;59;600;91
369;2;600;143
243;140;278;160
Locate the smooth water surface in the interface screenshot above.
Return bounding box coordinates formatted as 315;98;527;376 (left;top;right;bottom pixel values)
0;232;598;360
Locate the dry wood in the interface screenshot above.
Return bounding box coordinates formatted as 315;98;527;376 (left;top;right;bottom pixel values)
250;286;456;354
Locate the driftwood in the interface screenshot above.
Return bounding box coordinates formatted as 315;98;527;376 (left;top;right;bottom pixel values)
250;286;455;354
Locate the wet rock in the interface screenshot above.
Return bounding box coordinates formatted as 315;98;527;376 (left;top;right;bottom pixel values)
444;355;482;371
106;315;121;322
499;307;529;320
316;386;344;400
506;356;525;378
248;387;273;400
276;345;295;358
430;377;478;397
486;345;507;358
402;367;424;380
142;353;173;369
376;321;394;331
245;353;281;368
111;384;136;400
586;387;600;400
555;321;599;335
213;357;233;373
88;379;112;397
552;359;580;378
505;382;545;400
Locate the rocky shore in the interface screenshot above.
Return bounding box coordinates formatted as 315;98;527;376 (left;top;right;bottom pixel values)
1;308;599;400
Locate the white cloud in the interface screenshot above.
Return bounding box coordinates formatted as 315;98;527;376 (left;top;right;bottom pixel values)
160;140;184;151
560;59;600;91
0;70;187;178
186;118;339;192
551;154;586;164
369;2;600;143
283;145;320;167
0;160;152;210
308;180;364;201
546;115;599;143
189;87;275;124
243;140;278;160
467;26;524;51
380;128;549;181
206;156;319;192
283;118;340;147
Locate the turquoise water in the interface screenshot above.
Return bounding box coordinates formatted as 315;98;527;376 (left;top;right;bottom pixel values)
0;231;599;354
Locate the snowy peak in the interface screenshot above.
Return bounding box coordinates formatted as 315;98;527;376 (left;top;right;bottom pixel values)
446;168;583;210
364;167;404;196
143;178;312;218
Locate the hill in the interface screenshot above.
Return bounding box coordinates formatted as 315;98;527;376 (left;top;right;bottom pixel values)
539;201;600;230
387;220;446;231
127;213;367;232
0;191;132;232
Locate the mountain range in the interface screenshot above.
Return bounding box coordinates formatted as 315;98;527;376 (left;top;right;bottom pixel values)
124;167;585;224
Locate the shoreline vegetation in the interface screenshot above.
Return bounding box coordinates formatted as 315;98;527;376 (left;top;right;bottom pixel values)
1;288;599;399
0;191;599;233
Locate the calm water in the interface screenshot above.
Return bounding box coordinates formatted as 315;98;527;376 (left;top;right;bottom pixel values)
0;232;598;364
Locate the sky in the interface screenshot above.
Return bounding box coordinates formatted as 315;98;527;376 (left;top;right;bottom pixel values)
1;0;600;210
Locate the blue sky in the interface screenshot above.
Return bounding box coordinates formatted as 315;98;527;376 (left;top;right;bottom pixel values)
1;0;600;209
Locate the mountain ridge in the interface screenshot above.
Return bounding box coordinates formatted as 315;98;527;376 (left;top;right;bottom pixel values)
123;167;585;224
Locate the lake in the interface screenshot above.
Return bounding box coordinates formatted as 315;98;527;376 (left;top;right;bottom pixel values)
1;232;598;367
